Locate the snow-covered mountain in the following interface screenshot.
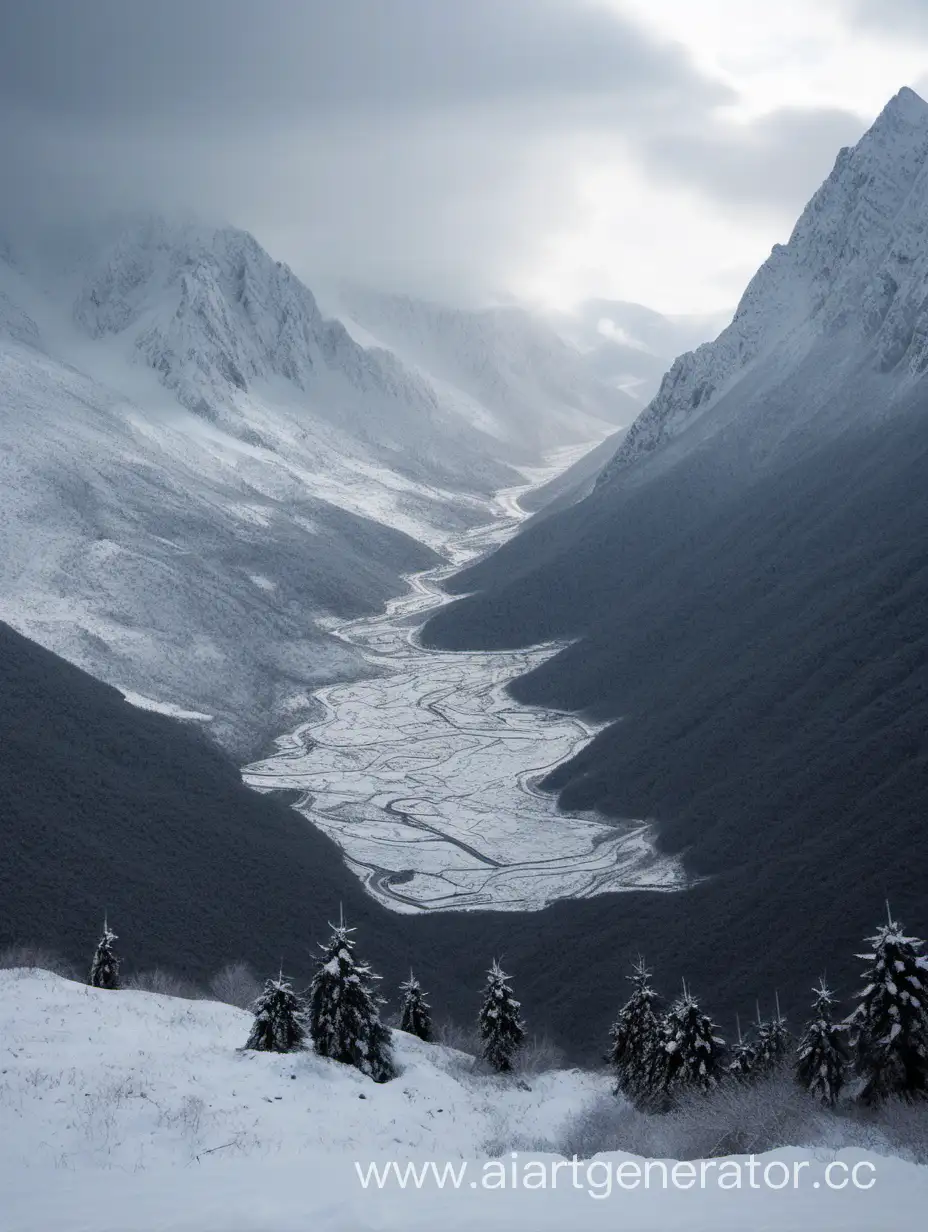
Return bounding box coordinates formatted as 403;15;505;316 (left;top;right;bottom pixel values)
69;220;523;491
321;285;637;453
600;86;928;482
0;221;614;752
420;86;928;1025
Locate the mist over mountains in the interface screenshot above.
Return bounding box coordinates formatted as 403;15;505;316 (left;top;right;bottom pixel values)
0;218;630;754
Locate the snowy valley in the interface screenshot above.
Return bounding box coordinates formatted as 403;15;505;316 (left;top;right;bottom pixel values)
5;2;928;1220
244;455;684;912
0;220;628;752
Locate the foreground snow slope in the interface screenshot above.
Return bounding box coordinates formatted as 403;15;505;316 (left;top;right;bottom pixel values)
2;971;925;1231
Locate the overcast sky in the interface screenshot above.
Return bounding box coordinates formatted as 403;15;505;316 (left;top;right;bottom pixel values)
1;0;926;314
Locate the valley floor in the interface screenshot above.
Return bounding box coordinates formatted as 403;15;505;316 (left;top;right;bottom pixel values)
244;444;683;912
1;970;925;1231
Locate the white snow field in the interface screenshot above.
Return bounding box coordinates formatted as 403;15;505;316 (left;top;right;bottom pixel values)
244;452;685;913
2;970;924;1232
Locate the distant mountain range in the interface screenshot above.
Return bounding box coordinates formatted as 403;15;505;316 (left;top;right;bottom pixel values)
547;298;732;406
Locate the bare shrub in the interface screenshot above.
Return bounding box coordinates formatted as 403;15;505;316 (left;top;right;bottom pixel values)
434;1016;481;1057
515;1032;567;1076
208;961;262;1010
556;1092;669;1161
556;1072;833;1161
0;943;78;980
855;1098;928;1164
123;969;205;999
665;1071;827;1158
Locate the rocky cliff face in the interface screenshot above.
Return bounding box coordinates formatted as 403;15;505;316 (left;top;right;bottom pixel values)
73;220;442;427
600;87;928;482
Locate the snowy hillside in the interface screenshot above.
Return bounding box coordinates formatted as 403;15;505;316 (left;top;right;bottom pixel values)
3;969;923;1232
70;220;521;490
600;86;928;481
324;285;635;453
0;224;612;750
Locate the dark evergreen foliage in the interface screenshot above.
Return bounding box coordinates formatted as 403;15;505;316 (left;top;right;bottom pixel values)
796;979;848;1106
608;957;662;1104
846;911;928;1103
89;921;120;990
398;972;433;1043
479;960;525;1074
308;921;395;1083
727;1016;757;1082
244;976;308;1053
659;986;725;1097
754;997;792;1074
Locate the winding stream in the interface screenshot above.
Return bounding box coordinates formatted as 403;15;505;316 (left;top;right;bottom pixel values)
244;445;685;913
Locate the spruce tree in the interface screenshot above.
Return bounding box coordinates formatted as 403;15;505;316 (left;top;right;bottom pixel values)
478;960;525;1074
796;979;848;1107
660;984;725;1097
755;995;792;1073
89;920;120;990
308;920;395;1083
846;909;928;1103
245;975;308;1053
728;1015;757;1082
608;957;662;1103
398;971;433;1042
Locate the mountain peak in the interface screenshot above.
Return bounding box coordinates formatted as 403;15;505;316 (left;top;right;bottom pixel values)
598;85;928;482
880;85;928;124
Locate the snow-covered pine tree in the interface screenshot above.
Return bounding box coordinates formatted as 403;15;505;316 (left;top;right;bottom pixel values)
755;994;792;1073
89;919;120;989
478;960;525;1074
398;971;433;1043
245;975;308;1053
308;920;395;1083
608;957;662;1103
728;1015;757;1082
796;979;848;1107
660;983;725;1097
846;908;928;1103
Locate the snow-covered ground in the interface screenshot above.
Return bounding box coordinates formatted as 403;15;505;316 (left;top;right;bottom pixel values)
244;448;685;912
2;970;924;1231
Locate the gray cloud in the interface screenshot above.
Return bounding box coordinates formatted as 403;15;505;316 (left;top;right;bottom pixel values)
0;1;874;305
638;106;867;212
0;0;738;299
0;0;729;131
842;0;928;34
0;0;728;125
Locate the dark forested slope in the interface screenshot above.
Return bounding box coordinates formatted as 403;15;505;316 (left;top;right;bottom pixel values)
6;612;915;1060
421;390;928;989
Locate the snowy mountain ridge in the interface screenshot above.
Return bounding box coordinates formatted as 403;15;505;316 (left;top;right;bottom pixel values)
75;224;420;404
323;285;636;454
601;86;928;481
0;219;622;751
